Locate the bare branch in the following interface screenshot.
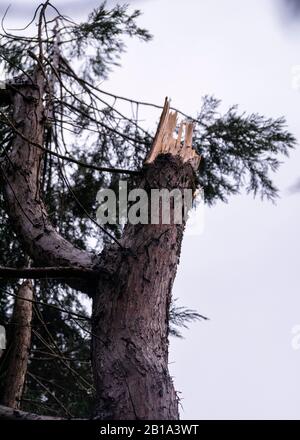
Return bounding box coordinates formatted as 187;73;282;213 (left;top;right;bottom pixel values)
0;287;90;321
0;109;139;175
0;404;64;420
0;266;98;279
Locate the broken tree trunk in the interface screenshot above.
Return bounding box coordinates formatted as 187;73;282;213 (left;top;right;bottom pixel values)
1;280;33;409
2;65;200;419
92;102;200;419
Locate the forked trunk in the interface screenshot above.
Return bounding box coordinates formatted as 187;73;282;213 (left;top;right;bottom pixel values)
2;68;200;419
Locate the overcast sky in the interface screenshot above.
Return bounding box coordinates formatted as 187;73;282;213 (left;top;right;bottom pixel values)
2;0;300;420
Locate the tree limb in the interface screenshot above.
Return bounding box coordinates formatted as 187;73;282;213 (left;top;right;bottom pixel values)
0;266;99;279
0;404;64;420
1;69;98;295
1;287;90;321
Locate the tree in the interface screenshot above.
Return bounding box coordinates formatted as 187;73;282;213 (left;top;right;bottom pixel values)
0;1;295;419
1;280;33;409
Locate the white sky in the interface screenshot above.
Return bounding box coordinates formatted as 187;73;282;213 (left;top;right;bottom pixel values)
2;0;300;420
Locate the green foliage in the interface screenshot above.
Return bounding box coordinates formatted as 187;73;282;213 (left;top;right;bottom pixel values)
169;299;208;339
0;190;94;417
23;281;94;418
72;3;152;79
194;96;296;204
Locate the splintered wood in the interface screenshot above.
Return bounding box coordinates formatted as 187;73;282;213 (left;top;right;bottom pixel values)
145;98;201;170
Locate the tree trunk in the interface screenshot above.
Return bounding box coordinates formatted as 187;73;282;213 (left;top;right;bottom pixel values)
1;69;96;295
1;280;33;409
92;154;196;420
2;69;200;419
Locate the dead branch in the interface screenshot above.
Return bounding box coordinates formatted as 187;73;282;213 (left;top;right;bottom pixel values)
0;266;99;279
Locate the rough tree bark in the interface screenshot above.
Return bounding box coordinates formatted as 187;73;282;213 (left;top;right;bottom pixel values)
92;155;196;420
1;280;33;409
1;68;200;419
91;102;200;420
0;69;96;294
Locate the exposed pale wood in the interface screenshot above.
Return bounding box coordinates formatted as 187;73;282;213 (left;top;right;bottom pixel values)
164;111;177;154
145;100;201;170
184;121;193;148
146;98;170;163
